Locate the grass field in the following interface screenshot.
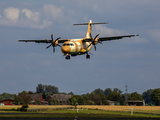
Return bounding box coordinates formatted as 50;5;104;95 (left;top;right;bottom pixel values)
0;109;160;119
0;105;160;119
0;105;159;114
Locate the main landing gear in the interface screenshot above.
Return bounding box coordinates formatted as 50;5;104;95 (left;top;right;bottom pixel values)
65;55;70;60
86;54;90;59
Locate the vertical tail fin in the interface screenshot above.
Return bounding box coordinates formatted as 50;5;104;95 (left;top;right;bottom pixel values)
85;20;92;39
73;20;107;39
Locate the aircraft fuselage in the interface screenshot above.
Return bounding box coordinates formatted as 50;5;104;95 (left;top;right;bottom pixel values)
61;39;92;56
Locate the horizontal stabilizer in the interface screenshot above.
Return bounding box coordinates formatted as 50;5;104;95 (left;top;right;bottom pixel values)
73;22;108;26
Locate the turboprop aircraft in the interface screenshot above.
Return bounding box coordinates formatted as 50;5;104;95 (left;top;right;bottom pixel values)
18;20;139;60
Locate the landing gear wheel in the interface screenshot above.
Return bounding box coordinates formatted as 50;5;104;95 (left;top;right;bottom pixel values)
65;55;70;60
86;54;90;59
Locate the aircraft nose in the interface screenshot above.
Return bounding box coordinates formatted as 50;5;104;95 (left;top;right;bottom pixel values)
61;46;70;53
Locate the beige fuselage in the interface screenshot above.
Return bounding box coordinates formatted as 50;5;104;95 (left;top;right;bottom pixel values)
61;39;92;56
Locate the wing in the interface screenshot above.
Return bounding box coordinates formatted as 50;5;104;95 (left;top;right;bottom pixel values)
18;39;69;43
98;34;139;42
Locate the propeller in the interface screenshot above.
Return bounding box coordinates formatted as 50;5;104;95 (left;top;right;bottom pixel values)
87;34;100;51
45;33;61;53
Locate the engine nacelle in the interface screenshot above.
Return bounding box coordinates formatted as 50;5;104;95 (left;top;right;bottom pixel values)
93;38;99;45
54;40;59;46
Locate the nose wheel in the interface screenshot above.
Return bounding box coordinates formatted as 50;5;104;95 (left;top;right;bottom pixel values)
86;54;90;59
65;55;70;60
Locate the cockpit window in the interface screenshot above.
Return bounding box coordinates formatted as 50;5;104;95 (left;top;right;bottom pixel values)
62;43;74;46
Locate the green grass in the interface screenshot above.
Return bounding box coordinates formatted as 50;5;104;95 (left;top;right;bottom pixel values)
0;109;160;118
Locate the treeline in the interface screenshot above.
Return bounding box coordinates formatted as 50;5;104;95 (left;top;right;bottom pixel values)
0;93;16;101
0;84;160;106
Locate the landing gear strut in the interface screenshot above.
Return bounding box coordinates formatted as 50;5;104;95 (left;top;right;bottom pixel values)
86;54;90;59
65;55;70;60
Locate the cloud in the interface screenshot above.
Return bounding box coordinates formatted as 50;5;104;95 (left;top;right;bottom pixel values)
22;9;39;23
43;4;64;20
0;4;64;29
4;7;20;21
94;25;126;36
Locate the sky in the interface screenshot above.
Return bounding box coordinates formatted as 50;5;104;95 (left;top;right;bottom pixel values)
0;0;160;95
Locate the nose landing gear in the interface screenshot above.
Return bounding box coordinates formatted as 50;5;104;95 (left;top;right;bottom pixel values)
86;54;90;59
65;55;70;60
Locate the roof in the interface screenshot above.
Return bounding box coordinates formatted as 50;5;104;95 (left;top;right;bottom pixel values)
28;94;42;101
50;94;71;101
128;100;144;102
0;98;14;102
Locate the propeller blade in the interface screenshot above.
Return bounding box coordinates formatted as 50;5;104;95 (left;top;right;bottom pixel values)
45;44;52;49
44;38;50;43
53;47;55;53
98;41;103;44
87;43;92;48
55;37;61;41
57;44;61;47
94;34;100;40
51;33;53;41
94;45;96;51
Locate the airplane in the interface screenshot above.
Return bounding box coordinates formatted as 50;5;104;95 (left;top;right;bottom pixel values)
18;20;139;60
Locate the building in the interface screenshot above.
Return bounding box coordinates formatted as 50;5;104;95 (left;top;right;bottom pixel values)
46;94;71;105
108;100;120;106
0;103;4;106
29;94;44;104
0;98;14;105
128;100;145;106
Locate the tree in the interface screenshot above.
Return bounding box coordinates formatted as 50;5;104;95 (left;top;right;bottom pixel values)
69;97;79;109
151;88;160;106
82;93;90;101
98;94;109;105
88;93;101;105
142;89;154;105
42;92;46;99
86;100;95;105
13;95;24;105
107;92;124;105
69;95;84;105
28;91;34;94
48;99;58;105
35;99;41;105
18;91;32;104
107;92;121;101
113;88;123;94
44;85;58;94
0;93;15;101
104;88;112;97
92;88;104;95
36;84;44;94
36;84;59;95
128;92;143;100
68;92;74;96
